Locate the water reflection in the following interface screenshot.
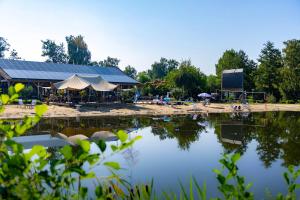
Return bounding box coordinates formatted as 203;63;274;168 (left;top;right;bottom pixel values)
13;111;298;169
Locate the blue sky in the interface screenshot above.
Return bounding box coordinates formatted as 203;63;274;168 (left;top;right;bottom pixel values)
0;0;299;75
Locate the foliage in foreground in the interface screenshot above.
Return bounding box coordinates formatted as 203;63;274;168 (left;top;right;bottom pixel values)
0;84;299;200
0;83;147;199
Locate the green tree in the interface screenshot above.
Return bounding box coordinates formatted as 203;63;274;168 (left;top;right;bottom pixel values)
66;35;91;65
215;49;257;91
41;39;68;63
0;37;10;58
206;74;219;93
123;65;137;79
137;71;151;83
255;41;283;100
9;49;21;60
149;57;179;80
166;60;206;98
99;56;120;67
279;39;300;100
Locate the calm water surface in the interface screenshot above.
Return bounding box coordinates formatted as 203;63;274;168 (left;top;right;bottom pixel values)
19;112;300;198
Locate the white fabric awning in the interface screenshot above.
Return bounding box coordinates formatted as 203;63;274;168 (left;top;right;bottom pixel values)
54;74;118;91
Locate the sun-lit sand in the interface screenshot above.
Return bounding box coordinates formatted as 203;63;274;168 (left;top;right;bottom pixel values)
1;103;299;119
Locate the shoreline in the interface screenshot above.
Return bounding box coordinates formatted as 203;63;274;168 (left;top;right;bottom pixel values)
1;103;300;120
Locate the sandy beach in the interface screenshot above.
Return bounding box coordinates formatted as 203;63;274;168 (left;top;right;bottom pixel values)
1;103;300;119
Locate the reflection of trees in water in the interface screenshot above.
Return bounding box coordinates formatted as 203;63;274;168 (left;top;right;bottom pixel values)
255;112;300;167
255;112;283;168
211;112;300;168
27;112;300;167
151;116;207;150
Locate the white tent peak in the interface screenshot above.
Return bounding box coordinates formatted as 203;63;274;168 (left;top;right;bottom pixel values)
54;74;118;91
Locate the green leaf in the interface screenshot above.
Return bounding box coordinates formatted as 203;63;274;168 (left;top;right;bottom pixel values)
190;178;194;200
60;145;72;159
8;86;15;96
95;185;103;197
81;172;95;179
79;140;90;152
26;145;47;160
97;139;106;153
14;83;25;93
35;104;48;117
283;172;290;184
10;94;19;101
0;105;4;113
213;169;221;175
134;135;142;141
111;144;118;152
179;180;188;200
217;175;226;185
15;124;28;135
116;130;128;143
231;153;240;164
4;139;23;153
79;187;88;198
104;161;120;170
245;183;253;190
1;94;10;104
288;165;294;174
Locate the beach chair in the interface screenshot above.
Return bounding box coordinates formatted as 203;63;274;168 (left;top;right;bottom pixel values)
18;99;24;108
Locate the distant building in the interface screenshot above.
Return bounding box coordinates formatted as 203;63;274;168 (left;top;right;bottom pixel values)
0;59;138;99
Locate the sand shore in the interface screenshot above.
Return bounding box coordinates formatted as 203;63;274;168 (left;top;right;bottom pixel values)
1;103;300;119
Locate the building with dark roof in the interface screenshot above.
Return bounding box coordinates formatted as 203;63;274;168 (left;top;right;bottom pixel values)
0;59;138;100
0;59;138;84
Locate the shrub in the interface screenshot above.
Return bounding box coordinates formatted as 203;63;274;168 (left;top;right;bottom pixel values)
120;89;135;103
171;87;185;100
266;94;277;103
247;96;254;104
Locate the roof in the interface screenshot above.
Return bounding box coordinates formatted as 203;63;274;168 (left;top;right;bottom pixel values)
54;74;117;91
0;59;138;84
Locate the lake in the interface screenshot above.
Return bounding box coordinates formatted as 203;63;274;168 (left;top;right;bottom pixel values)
15;111;300;198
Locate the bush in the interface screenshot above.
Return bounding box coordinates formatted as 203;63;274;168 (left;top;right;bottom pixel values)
247;96;254;104
171;87;185;100
280;99;295;104
120;89;135;103
266;94;277;103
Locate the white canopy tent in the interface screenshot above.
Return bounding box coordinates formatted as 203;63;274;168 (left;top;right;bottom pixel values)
53;74;118;91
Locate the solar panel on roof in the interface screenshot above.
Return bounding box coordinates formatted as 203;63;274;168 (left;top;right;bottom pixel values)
0;59;138;84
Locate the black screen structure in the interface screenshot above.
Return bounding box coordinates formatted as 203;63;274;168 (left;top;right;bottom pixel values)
221;69;244;91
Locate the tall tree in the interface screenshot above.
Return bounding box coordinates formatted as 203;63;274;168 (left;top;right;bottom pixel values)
66;35;91;65
166;60;206;98
279;39;300;100
41;39;68;63
99;56;120;67
215;49;257;91
137;71;151;83
0;37;10;58
255;41;283;99
206;74;219;93
124;65;137;79
149;58;179;80
9;49;21;60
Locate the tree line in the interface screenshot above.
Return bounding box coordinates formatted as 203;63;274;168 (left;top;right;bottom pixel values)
0;36;299;102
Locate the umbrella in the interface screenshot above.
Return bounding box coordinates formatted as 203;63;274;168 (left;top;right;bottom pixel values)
198;93;212;98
